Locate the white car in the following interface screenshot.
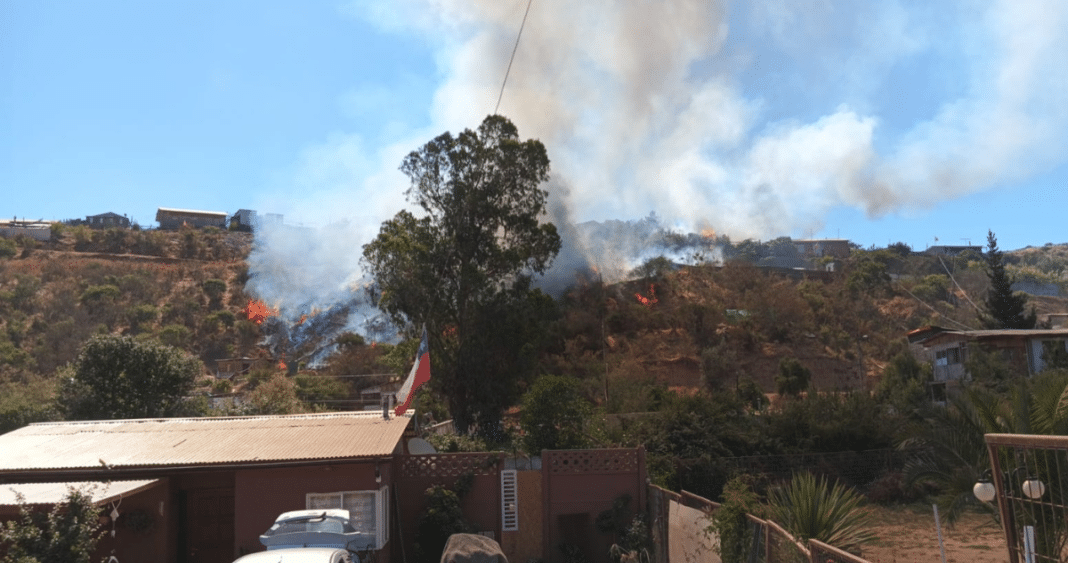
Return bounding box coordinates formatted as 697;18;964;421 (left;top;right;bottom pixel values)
232;547;353;563
259;509;374;552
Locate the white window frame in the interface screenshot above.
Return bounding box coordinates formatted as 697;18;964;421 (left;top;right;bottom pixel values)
306;486;390;549
501;469;518;532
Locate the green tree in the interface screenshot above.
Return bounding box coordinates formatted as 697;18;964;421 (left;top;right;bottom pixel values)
59;334;202;420
0;487;103;563
775;357;811;397
981;230;1036;329
363;114;561;435
244;373;305;415
521;375;591;453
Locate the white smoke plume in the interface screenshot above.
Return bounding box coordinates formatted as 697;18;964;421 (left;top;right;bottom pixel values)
249;0;1068;335
356;0;1068;237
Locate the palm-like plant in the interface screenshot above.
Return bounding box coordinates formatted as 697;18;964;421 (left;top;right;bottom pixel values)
899;371;1068;524
768;471;874;553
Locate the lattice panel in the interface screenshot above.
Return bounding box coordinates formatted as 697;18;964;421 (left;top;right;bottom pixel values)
399;453;501;478
547;449;639;474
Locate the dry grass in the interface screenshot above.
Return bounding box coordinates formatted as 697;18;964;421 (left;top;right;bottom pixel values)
861;503;1007;563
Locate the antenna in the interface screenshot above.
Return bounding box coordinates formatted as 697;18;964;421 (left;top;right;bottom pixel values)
961;238;971;246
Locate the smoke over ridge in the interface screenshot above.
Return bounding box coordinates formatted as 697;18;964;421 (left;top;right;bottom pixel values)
248;0;1068;340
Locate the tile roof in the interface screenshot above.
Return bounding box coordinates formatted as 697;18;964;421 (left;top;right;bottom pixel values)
0;479;160;506
0;412;411;473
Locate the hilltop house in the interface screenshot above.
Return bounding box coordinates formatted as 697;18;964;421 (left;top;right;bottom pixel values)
908;326;1068;398
156;207;228;230
924;245;983;257
86;212;131;229
792;239;852;259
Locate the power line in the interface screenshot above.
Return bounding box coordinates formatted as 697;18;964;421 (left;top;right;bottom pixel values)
494;0;534;115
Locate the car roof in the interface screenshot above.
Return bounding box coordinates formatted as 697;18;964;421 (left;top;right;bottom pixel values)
274;509;351;523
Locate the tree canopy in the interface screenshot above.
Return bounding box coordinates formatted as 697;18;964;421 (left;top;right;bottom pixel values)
59;334;203;420
981;230;1036;329
363;114;561;434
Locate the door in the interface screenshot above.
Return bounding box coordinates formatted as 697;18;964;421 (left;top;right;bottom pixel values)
182;488;235;563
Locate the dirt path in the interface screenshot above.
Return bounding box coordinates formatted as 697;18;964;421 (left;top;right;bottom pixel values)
861;504;1008;563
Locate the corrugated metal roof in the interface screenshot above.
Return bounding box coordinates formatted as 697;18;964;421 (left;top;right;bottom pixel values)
916;329;1068;347
0;412;411;472
0;479;159;506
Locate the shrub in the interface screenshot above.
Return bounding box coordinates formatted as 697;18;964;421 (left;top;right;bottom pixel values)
0;238;16;259
157;324;192;349
775;358;811;397
521;375;591;453
244;373;304;414
415;483;475;563
0;487;104;563
768;472;874;552
708;476;763;563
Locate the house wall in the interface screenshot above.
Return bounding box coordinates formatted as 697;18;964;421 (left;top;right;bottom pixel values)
392;453;503;563
95;479;173;563
234;461;389;560
0;226;50;241
499;469;543;563
542;448;647;563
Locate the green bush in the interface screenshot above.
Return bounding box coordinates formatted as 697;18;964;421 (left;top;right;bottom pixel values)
521;375;591;453
415;483;475;563
768;472;874;552
0;238;16;259
0;487;104;563
775;358;811;397
157;324;192;349
708;476;762;563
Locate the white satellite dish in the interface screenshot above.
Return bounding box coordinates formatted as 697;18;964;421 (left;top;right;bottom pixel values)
407;438;437;455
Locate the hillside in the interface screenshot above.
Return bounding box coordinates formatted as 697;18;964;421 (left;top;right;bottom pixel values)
3;228;1068;426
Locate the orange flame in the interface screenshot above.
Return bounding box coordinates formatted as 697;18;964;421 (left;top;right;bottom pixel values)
701;228;717;239
278;353;286;371
635;284;658;308
244;299;277;324
298;313;308;325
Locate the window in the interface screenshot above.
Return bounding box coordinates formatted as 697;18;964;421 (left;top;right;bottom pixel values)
501;469;518;532
935;346;963;366
306;486;389;549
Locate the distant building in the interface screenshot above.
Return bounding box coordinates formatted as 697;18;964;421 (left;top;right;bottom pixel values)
908;326;1068;401
86;212;130;229
924;245;983;257
155;207;228;230
792;239;852;259
0;218;51;241
230;209;257;232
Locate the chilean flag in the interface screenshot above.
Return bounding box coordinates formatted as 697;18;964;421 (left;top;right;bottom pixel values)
394;326;430;416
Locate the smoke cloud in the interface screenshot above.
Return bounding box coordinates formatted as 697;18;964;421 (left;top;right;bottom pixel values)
249;0;1068;337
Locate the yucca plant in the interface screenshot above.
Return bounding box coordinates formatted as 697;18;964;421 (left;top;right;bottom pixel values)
768;471;874;553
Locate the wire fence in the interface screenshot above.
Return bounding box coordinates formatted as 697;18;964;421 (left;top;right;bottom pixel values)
985;434;1068;563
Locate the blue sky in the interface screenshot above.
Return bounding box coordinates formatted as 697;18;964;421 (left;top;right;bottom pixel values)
3;0;1068;256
